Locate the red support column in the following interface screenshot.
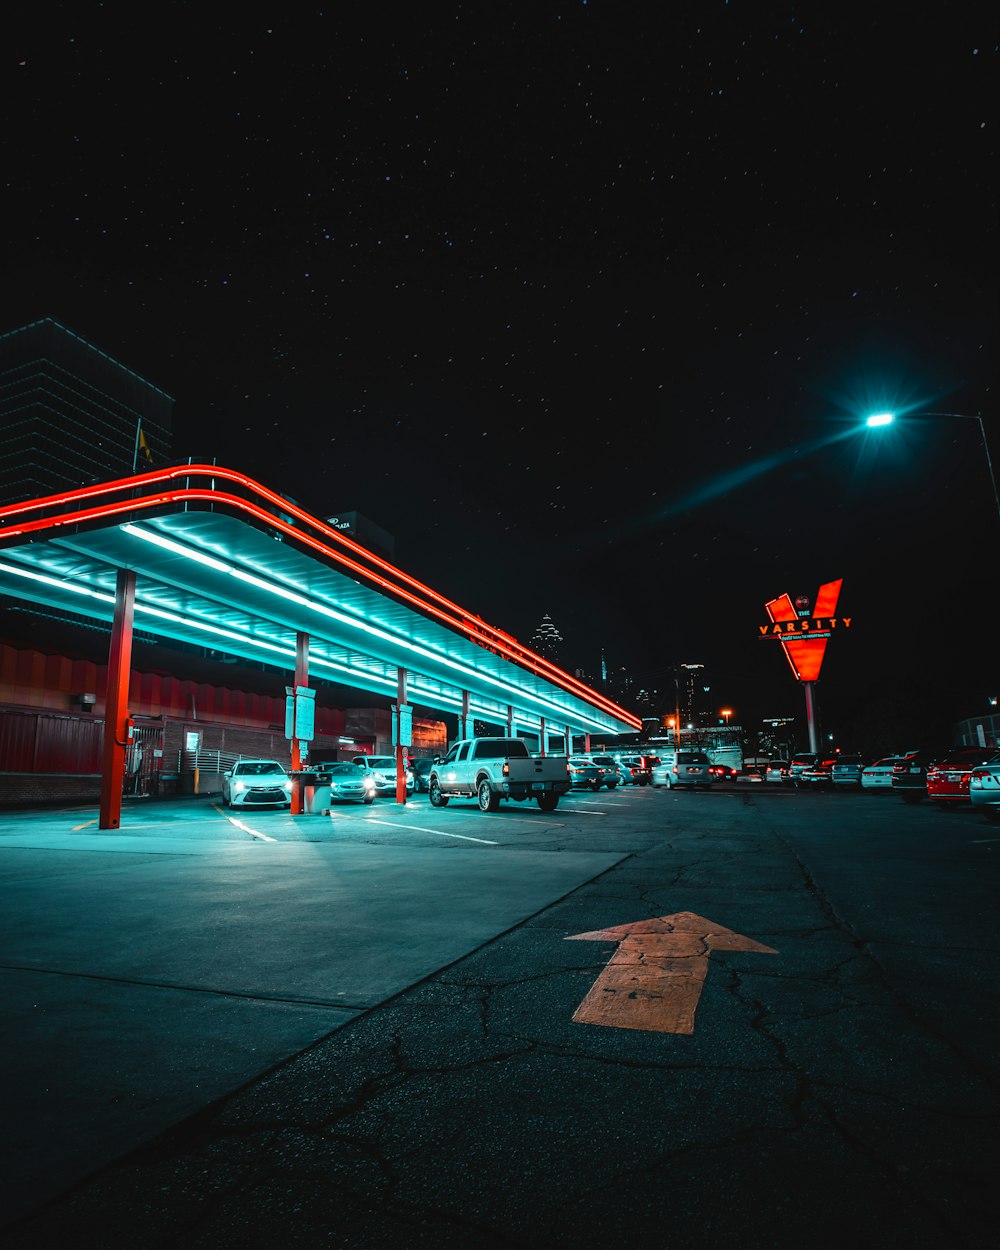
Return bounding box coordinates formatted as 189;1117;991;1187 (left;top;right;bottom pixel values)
539;717;546;757
460;689;470;741
99;568;136;829
290;631;309;815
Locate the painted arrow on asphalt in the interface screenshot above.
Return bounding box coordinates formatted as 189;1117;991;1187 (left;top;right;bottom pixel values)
565;911;777;1035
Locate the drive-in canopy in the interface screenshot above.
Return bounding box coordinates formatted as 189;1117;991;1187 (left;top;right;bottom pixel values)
0;465;641;741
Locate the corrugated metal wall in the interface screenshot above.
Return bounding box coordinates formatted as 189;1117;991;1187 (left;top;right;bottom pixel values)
0;709;103;773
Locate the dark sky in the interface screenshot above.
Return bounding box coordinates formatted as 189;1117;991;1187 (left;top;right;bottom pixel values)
4;2;997;741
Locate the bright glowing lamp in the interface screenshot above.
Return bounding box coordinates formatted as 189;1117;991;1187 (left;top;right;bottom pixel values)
865;413;894;427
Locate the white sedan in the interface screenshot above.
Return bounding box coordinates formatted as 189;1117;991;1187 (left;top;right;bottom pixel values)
222;759;292;808
860;757;906;790
970;754;1000;823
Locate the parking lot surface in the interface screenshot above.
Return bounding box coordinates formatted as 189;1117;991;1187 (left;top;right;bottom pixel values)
1;783;997;1248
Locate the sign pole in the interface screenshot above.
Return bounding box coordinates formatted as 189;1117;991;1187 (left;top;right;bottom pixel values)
803;681;820;755
395;667;408;805
290;632;309;814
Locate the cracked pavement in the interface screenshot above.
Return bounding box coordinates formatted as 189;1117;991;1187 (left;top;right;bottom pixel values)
2;786;997;1248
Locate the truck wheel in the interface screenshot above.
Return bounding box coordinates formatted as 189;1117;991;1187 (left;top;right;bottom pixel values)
537;793;558;812
429;780;449;807
478;779;500;812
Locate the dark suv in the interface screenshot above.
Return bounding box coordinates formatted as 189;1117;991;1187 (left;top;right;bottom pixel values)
891;749;944;803
788;753;820;786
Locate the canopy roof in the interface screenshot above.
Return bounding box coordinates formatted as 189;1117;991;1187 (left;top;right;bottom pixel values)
0;466;640;737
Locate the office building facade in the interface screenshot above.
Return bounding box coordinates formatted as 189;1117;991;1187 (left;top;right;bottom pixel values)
0;317;173;503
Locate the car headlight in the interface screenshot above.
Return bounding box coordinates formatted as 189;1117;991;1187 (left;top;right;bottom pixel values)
233;781;246;793
282;780;292;792
363;777;376;792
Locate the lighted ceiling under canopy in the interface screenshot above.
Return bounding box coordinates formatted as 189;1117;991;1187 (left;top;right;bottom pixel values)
0;465;640;737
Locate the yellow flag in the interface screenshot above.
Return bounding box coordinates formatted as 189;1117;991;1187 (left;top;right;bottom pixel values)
137;425;153;464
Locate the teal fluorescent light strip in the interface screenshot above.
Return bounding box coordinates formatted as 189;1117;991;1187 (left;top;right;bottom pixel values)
120;523;613;730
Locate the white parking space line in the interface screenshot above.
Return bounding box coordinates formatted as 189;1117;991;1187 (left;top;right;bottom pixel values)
362;818;498;845
972;837;1000;844
72;819;98;831
211;804;278;842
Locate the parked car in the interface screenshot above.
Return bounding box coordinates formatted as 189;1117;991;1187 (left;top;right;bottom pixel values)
617;755;652;785
656;749;713;790
708;764;738;782
861;757;907;791
567;756;604;790
970;753;1000;823
351;754;415;796
311;760;376;804
799;758;837;787
831;755;865;789
890;749;944;803
788;753;820;786
764;761;789;785
221;759;292;809
926;747;998;806
584;754;622;789
411;758;435;793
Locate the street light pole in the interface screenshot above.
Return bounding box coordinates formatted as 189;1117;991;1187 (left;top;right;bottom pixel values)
866;411;999;523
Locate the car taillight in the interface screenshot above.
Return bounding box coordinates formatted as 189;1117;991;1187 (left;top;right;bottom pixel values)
970;770;987;787
502;763;510;776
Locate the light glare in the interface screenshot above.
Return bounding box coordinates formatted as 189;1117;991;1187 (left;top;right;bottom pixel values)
866;413;894;427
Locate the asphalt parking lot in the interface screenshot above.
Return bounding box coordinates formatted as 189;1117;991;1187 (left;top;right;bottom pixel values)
1;782;997;1248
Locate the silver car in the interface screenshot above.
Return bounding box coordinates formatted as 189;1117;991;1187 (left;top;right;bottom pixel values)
567;756;603;790
970;753;1000;823
222;759;292;809
861;757;906;790
313;761;376;804
584;754;622;790
352;754;415;796
764;761;789;785
653;751;712;789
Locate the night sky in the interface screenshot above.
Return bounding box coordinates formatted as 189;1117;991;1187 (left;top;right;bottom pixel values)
4;2;997;745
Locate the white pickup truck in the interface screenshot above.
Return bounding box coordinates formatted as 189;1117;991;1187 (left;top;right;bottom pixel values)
428;737;571;812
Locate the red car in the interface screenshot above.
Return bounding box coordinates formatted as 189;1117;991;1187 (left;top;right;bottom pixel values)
926;747;998;805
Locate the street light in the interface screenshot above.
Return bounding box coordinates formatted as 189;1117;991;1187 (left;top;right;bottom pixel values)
720;708;733;725
865;410;999;522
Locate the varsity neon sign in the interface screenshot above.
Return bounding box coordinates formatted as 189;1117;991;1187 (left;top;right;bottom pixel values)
760;579;849;683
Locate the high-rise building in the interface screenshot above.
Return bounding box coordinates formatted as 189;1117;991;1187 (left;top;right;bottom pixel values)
0;317;173;504
529;613;564;661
